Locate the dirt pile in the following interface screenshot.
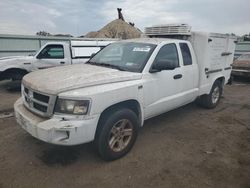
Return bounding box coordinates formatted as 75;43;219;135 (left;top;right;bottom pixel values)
85;19;142;39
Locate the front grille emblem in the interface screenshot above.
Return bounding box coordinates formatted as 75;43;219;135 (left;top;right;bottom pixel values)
26;92;32;106
22;85;55;117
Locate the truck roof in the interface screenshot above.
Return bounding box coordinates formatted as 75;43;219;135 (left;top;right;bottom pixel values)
123;37;187;45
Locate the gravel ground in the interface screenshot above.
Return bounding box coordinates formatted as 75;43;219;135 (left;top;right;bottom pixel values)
0;79;249;188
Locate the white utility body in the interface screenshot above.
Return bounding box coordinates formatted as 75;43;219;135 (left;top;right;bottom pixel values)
14;24;236;160
0;39;116;80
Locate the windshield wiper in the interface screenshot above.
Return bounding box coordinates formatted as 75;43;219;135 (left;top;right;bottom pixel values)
86;61;126;71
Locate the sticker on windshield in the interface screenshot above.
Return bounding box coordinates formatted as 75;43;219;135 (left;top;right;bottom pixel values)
126;62;135;66
133;47;151;52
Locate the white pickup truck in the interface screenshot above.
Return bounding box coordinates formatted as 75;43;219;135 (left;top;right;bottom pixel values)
14;25;236;160
0;39;116;81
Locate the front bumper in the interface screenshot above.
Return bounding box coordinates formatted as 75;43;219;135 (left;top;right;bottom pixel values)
14;98;100;145
231;69;250;77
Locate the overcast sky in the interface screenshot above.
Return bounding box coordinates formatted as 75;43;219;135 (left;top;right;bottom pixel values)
0;0;249;36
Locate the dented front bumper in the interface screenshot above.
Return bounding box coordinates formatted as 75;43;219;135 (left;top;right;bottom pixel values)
232;69;250;77
14;98;100;145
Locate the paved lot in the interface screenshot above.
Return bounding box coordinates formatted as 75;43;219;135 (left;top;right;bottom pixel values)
0;79;250;188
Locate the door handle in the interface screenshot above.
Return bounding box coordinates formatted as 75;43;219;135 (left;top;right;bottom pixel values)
221;52;232;56
205;68;209;73
173;74;182;79
60;61;65;64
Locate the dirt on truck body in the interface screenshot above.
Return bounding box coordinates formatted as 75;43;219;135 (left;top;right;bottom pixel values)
0;80;250;188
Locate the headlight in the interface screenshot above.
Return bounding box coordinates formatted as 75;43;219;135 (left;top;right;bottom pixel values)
54;98;90;115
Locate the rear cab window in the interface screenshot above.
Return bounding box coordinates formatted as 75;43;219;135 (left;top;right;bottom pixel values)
180;43;192;66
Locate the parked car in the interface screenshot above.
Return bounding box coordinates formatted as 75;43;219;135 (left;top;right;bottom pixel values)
232;53;250;77
14;25;236;161
0;39;117;81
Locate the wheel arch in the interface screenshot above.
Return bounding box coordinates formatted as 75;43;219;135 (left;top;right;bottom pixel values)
215;76;225;85
1;68;28;80
206;76;225;95
94;99;143;139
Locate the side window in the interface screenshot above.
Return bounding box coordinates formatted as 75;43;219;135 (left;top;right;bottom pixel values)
180;43;192;65
154;43;179;67
37;45;64;59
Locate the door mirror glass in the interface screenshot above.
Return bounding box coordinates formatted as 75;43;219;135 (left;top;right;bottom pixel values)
151;60;176;72
36;55;42;59
90;53;96;59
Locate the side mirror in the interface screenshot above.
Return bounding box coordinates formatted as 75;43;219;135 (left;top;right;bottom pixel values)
150;60;176;73
90;53;96;59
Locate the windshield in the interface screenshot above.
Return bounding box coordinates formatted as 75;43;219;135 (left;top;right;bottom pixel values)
88;42;156;72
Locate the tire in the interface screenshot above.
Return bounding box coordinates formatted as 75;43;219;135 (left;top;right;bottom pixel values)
198;80;222;109
11;72;27;81
96;108;139;161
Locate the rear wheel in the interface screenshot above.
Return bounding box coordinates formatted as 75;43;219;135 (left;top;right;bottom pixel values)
96;108;139;161
198;80;222;109
1;69;27;81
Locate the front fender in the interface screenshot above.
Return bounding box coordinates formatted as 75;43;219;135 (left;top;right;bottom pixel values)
58;80;145;126
0;56;34;72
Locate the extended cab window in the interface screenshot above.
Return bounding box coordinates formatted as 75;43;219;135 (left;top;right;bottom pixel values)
180;43;192;65
154;43;179;67
37;45;64;59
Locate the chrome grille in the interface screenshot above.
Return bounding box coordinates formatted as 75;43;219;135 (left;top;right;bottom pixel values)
22;84;57;117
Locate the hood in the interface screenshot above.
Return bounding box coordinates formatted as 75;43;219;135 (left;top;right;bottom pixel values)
0;56;34;70
23;64;142;95
0;56;33;61
0;56;24;60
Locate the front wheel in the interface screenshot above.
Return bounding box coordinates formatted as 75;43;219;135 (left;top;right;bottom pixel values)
198;80;223;109
11;71;27;81
96;108;139;161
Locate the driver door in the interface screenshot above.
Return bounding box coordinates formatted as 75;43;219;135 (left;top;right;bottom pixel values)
143;43;184;119
35;44;66;70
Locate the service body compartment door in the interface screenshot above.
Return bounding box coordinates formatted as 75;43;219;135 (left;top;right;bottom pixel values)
206;34;235;83
190;32;236;95
208;36;227;71
224;37;236;79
